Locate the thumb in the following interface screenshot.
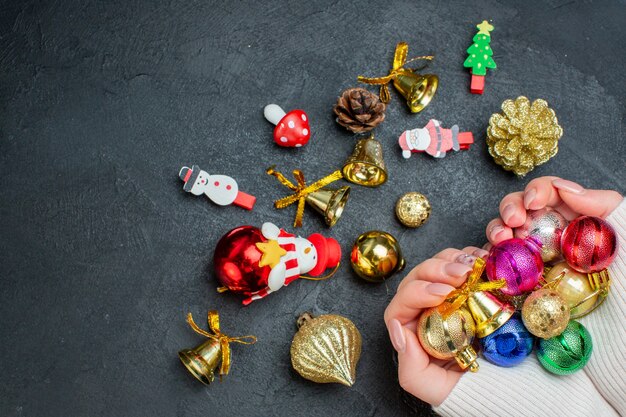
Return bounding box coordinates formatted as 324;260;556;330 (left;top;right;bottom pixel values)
396;323;462;406
552;179;623;218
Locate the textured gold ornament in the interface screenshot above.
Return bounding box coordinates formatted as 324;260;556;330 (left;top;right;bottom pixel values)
350;230;405;282
487;96;563;176
290;313;362;386
522;289;570;339
395;192;431;228
417;304;479;372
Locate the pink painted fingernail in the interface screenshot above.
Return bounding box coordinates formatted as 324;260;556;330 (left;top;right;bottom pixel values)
524;188;537;209
490;224;504;240
552;179;584;194
389;319;406;353
502;204;516;224
444;263;472;277
427;282;456;296
456;253;477;265
473;249;490;259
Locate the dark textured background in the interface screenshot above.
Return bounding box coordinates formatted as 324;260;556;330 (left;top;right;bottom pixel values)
1;0;625;416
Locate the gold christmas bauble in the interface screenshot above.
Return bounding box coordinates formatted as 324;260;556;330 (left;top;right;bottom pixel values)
350;230;405;282
544;262;599;318
522;289;570;339
417;304;479;372
395;192;431;228
290;313;362;386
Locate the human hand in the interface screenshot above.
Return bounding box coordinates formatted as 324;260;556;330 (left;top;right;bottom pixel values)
486;177;623;246
383;246;489;406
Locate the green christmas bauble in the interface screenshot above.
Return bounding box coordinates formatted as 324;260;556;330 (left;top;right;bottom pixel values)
536;321;592;375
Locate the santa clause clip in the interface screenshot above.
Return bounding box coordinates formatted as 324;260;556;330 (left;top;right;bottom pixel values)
214;222;341;305
399;119;474;159
179;165;256;210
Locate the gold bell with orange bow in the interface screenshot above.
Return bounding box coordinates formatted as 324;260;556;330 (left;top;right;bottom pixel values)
267;166;349;227
358;42;438;113
178;310;256;385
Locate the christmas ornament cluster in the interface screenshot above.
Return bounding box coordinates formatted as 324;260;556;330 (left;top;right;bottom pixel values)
417;210;617;375
176;20;575;388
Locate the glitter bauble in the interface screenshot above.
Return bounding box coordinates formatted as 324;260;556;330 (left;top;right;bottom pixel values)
290;313;362;386
480;313;534;367
521;289;570;339
486;238;544;296
417;304;479;371
561;216;618;273
514;208;568;263
395;192;431;228
214;226;270;293
537;320;592;375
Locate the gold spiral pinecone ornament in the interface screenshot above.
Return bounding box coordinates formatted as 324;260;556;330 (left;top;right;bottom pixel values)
334;88;386;133
487;96;563;176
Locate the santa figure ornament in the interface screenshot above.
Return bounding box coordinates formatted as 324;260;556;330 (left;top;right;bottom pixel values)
214;222;341;305
179;165;256;210
399;119;474;159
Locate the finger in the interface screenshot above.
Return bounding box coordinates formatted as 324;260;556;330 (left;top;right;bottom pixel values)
434;247;487;263
523;176;562;210
498;192;526;228
461;246;489;259
397;258;472;292
397;326;463;406
482;242;492;251
485;218;513;244
385;279;455;325
552;179;624;218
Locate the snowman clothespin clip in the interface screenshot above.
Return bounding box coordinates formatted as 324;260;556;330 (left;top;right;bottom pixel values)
399;119;474;159
179;165;256;210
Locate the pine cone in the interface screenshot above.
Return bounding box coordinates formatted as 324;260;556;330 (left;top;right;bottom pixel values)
334;88;386;133
487;96;563;177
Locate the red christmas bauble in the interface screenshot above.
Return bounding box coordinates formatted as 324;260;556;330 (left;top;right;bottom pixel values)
213;226;270;294
561;216;618;273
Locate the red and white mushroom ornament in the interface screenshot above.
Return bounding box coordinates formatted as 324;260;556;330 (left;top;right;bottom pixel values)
264;104;311;148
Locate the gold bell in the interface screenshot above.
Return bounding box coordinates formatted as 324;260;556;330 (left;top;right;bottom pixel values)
178;339;222;385
466;291;515;338
342;135;388;187
305;186;350;227
350;230;405;282
393;70;439;113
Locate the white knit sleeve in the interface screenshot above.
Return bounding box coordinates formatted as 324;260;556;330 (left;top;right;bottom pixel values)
579;198;626;415
434;199;626;417
433;355;619;417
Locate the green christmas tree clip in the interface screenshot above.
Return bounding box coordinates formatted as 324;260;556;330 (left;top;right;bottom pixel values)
463;20;496;94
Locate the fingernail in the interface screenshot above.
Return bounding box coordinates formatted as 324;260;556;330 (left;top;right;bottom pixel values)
490;224;504;240
473;249;490;259
502;204;516;224
456;253;477;265
444;263;472;277
427;282;456;296
552;179;584;194
389;319;406;353
524;188;537;209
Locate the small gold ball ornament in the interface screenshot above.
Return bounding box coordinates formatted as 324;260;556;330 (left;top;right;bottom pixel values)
522;289;570;339
417;304;479;372
350;231;405;282
290;313;362;386
395;192;431;228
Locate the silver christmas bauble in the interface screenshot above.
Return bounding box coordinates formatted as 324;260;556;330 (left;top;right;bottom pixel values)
514;208;568;263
